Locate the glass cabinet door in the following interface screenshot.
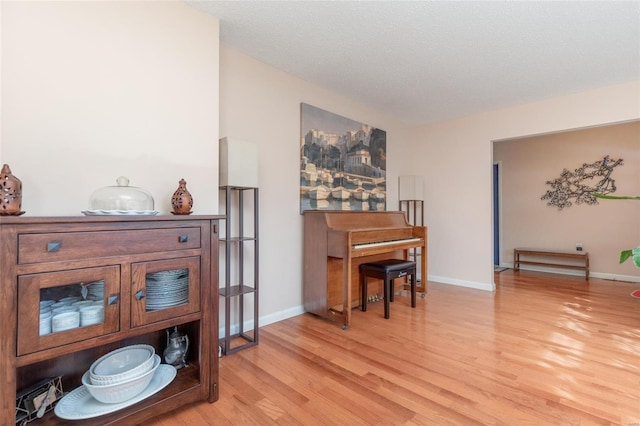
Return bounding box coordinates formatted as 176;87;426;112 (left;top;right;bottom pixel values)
17;266;120;356
130;256;201;327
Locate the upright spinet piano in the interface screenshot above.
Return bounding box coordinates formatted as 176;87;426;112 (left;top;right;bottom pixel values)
303;210;427;328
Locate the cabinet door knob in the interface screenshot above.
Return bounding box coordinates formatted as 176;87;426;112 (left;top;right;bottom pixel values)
46;241;61;252
135;290;145;300
108;295;119;305
179;234;188;243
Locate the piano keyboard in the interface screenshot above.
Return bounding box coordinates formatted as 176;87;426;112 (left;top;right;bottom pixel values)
353;237;421;250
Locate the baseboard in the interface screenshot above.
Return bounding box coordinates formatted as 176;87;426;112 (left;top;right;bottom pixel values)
506;263;640;283
427;275;495;291
591;272;640;283
219;305;305;338
260;305;306;326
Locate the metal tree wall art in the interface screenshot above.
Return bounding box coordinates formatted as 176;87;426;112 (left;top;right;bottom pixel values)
541;155;623;210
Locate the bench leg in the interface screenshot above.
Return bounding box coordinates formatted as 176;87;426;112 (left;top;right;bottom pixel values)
361;275;367;312
586;253;589;280
383;277;390;319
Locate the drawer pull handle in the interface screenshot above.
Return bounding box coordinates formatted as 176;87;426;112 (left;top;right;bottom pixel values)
47;242;61;252
179;234;188;243
135;290;145;300
108;295;119;305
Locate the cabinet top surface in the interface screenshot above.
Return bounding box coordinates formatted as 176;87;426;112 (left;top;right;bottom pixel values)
0;215;224;225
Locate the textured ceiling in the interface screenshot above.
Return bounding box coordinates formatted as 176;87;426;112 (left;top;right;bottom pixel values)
188;1;640;125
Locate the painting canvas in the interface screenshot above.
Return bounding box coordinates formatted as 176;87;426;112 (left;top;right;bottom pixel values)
300;103;387;213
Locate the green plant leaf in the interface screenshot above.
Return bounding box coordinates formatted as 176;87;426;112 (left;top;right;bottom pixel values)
593;193;640;201
620;250;633;264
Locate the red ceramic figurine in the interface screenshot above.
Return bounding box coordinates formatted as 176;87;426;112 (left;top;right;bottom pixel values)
171;179;193;215
0;164;24;215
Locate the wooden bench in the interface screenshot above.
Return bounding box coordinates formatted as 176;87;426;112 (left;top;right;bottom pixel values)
513;248;589;279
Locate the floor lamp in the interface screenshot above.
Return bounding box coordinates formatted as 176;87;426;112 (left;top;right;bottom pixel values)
399;175;424;282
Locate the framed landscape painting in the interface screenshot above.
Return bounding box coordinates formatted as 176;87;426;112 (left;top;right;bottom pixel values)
300;103;387;213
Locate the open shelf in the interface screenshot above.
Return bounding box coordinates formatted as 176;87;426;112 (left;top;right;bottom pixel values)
219;186;259;355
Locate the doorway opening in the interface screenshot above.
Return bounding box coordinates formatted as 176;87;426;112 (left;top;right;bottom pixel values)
493;162;508;272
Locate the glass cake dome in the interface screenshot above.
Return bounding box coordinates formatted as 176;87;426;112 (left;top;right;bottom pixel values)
89;176;154;212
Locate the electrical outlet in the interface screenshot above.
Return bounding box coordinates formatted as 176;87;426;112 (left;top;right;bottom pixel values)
576;243;583;252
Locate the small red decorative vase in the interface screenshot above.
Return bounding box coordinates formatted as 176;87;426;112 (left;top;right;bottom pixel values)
0;164;24;215
171;179;193;215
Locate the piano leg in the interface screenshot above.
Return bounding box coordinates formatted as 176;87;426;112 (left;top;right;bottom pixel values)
411;271;416;307
342;257;352;330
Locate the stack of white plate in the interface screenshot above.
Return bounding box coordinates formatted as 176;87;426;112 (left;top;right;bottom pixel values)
145;269;189;311
85;280;105;300
82;344;160;404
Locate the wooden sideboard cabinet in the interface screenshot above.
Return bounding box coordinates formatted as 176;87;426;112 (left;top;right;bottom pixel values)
0;215;222;425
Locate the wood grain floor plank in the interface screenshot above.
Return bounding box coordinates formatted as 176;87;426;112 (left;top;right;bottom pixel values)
146;271;640;425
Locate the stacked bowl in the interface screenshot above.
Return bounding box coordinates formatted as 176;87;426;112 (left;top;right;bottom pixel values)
39;297;105;335
82;344;160;403
39;300;55;335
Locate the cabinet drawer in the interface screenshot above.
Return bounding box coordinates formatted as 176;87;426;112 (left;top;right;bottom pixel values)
18;227;201;264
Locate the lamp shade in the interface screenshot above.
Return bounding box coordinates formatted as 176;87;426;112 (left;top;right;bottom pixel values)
398;175;423;200
219;137;258;187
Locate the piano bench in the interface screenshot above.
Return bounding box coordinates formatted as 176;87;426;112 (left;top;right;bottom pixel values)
360;259;417;319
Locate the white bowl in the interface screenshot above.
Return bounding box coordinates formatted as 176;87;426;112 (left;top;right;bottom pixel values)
90;344;155;381
80;306;104;326
52;311;80;332
82;355;161;403
39;317;52;335
51;301;72;309
72;300;95;308
40;300;55;309
52;306;79;316
89;358;154;386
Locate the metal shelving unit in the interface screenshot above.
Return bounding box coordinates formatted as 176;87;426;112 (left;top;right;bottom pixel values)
220;186;259;355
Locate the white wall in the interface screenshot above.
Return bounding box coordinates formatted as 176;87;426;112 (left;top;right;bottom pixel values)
3;1;639;327
413;81;640;290
495;122;640;280
1;1;220;215
219;45;417;324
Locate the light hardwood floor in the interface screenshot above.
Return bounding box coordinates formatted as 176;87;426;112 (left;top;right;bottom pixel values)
147;271;639;425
